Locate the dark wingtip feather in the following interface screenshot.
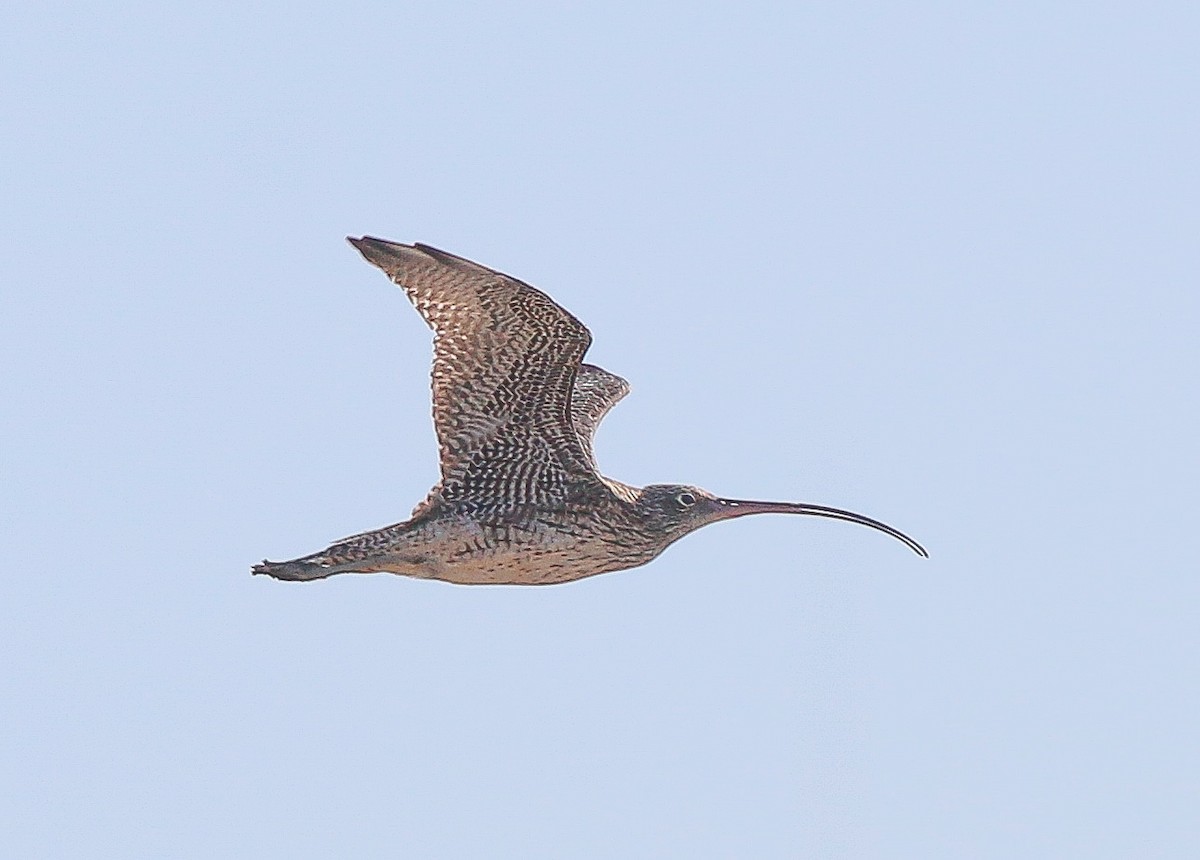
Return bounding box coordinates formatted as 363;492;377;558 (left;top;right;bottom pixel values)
412;243;482;270
347;236;428;272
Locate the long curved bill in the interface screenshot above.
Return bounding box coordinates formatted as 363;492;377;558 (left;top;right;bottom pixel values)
711;498;928;557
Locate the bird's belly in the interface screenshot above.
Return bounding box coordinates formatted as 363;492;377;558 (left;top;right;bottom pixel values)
415;519;643;586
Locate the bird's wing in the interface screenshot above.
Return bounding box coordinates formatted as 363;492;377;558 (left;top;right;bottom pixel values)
349;237;601;513
571;363;630;468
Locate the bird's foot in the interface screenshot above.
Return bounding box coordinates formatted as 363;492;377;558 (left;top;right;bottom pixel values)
251;558;338;582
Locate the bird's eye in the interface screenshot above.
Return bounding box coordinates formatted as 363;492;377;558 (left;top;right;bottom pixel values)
676;491;697;508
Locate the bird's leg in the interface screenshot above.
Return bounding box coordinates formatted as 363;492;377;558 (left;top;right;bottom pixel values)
252;549;444;582
251;557;340;581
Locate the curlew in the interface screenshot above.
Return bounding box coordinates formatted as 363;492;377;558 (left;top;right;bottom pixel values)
254;238;926;585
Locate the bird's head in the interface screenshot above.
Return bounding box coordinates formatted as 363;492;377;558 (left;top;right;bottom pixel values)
634;484;928;557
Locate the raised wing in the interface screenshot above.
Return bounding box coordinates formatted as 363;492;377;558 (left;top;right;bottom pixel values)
571;363;630;468
348;237;601;513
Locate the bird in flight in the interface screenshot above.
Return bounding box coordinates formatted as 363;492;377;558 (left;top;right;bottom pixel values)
254;238;926;585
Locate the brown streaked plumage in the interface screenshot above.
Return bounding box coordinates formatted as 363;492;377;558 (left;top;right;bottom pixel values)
253;237;927;586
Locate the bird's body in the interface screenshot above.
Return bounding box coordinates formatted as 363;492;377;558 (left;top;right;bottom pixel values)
254;238;926;586
258;485;663;586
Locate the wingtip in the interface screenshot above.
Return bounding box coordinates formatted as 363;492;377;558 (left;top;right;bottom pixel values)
347;235;390;252
348;238;488;279
347;235;418;270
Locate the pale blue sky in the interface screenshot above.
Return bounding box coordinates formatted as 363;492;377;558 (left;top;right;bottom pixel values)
3;2;1197;857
